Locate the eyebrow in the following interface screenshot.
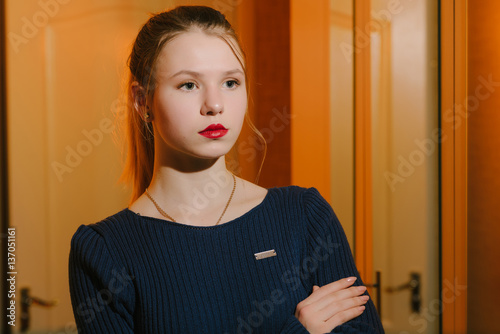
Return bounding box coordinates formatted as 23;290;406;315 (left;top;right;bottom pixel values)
170;69;244;79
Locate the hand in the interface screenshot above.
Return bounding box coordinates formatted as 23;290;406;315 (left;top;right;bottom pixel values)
294;277;369;334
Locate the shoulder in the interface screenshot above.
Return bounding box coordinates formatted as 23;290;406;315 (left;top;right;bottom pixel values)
271;186;341;232
265;186;336;224
268;185;322;197
69;209;139;273
265;186;347;256
269;186;330;211
70;209;135;250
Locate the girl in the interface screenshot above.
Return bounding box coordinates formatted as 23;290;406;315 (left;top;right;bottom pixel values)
69;6;384;333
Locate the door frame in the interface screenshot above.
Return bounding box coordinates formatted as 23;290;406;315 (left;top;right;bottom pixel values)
290;0;331;198
350;0;469;331
440;0;468;332
352;0;373;285
0;0;12;332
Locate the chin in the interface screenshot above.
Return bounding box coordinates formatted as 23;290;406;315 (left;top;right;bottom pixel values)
181;146;229;160
195;150;232;160
195;141;235;159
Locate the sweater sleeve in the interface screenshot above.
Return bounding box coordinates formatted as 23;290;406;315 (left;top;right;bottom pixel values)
69;224;135;333
301;188;385;334
279;316;311;333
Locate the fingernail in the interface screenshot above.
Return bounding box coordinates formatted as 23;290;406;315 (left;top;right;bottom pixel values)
346;277;357;282
357;286;367;292
361;295;370;302
358;306;366;312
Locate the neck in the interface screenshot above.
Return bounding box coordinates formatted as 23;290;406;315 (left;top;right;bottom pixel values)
148;154;234;211
144;136;239;224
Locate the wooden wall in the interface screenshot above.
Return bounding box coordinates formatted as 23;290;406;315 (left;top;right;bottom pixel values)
467;1;500;332
236;0;331;197
237;0;291;188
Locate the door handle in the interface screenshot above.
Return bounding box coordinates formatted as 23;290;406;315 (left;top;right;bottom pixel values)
20;287;58;332
386;272;421;313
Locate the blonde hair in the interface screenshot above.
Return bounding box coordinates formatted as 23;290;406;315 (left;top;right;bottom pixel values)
120;6;264;204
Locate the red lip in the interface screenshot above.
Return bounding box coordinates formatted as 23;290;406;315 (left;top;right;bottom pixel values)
199;123;228;139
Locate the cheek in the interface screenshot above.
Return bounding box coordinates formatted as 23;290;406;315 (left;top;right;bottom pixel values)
231;93;248;120
155;96;195;129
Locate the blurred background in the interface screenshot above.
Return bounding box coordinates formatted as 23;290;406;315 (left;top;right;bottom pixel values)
0;0;498;333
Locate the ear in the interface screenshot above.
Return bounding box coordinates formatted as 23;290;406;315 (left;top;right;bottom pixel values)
131;81;153;122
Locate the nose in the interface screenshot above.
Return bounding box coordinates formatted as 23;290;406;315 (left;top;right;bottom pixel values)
201;86;223;116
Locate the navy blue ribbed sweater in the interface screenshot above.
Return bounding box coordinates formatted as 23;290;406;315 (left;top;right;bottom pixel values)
69;186;384;333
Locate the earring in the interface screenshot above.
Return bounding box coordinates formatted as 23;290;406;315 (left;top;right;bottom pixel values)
144;105;151;121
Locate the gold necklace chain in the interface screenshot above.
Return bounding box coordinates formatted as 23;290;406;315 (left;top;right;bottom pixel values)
145;173;237;226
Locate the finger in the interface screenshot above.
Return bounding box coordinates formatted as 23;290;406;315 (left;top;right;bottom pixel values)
324;305;366;330
315;277;359;298
313;285;320;292
315;294;369;322
294;289;369;331
301;277;357;306
309;284;367;312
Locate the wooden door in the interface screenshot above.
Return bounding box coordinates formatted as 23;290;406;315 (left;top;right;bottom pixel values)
3;1;247;331
291;0;443;333
5;0;168;331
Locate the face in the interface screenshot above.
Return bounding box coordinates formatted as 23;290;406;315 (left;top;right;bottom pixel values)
149;30;247;162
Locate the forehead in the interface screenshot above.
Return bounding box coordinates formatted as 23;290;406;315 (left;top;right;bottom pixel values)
155;31;243;77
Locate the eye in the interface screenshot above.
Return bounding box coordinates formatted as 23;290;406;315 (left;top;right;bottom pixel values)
223;80;240;89
179;82;197;91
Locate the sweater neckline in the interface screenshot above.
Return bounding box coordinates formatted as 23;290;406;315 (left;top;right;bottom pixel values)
124;187;274;230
